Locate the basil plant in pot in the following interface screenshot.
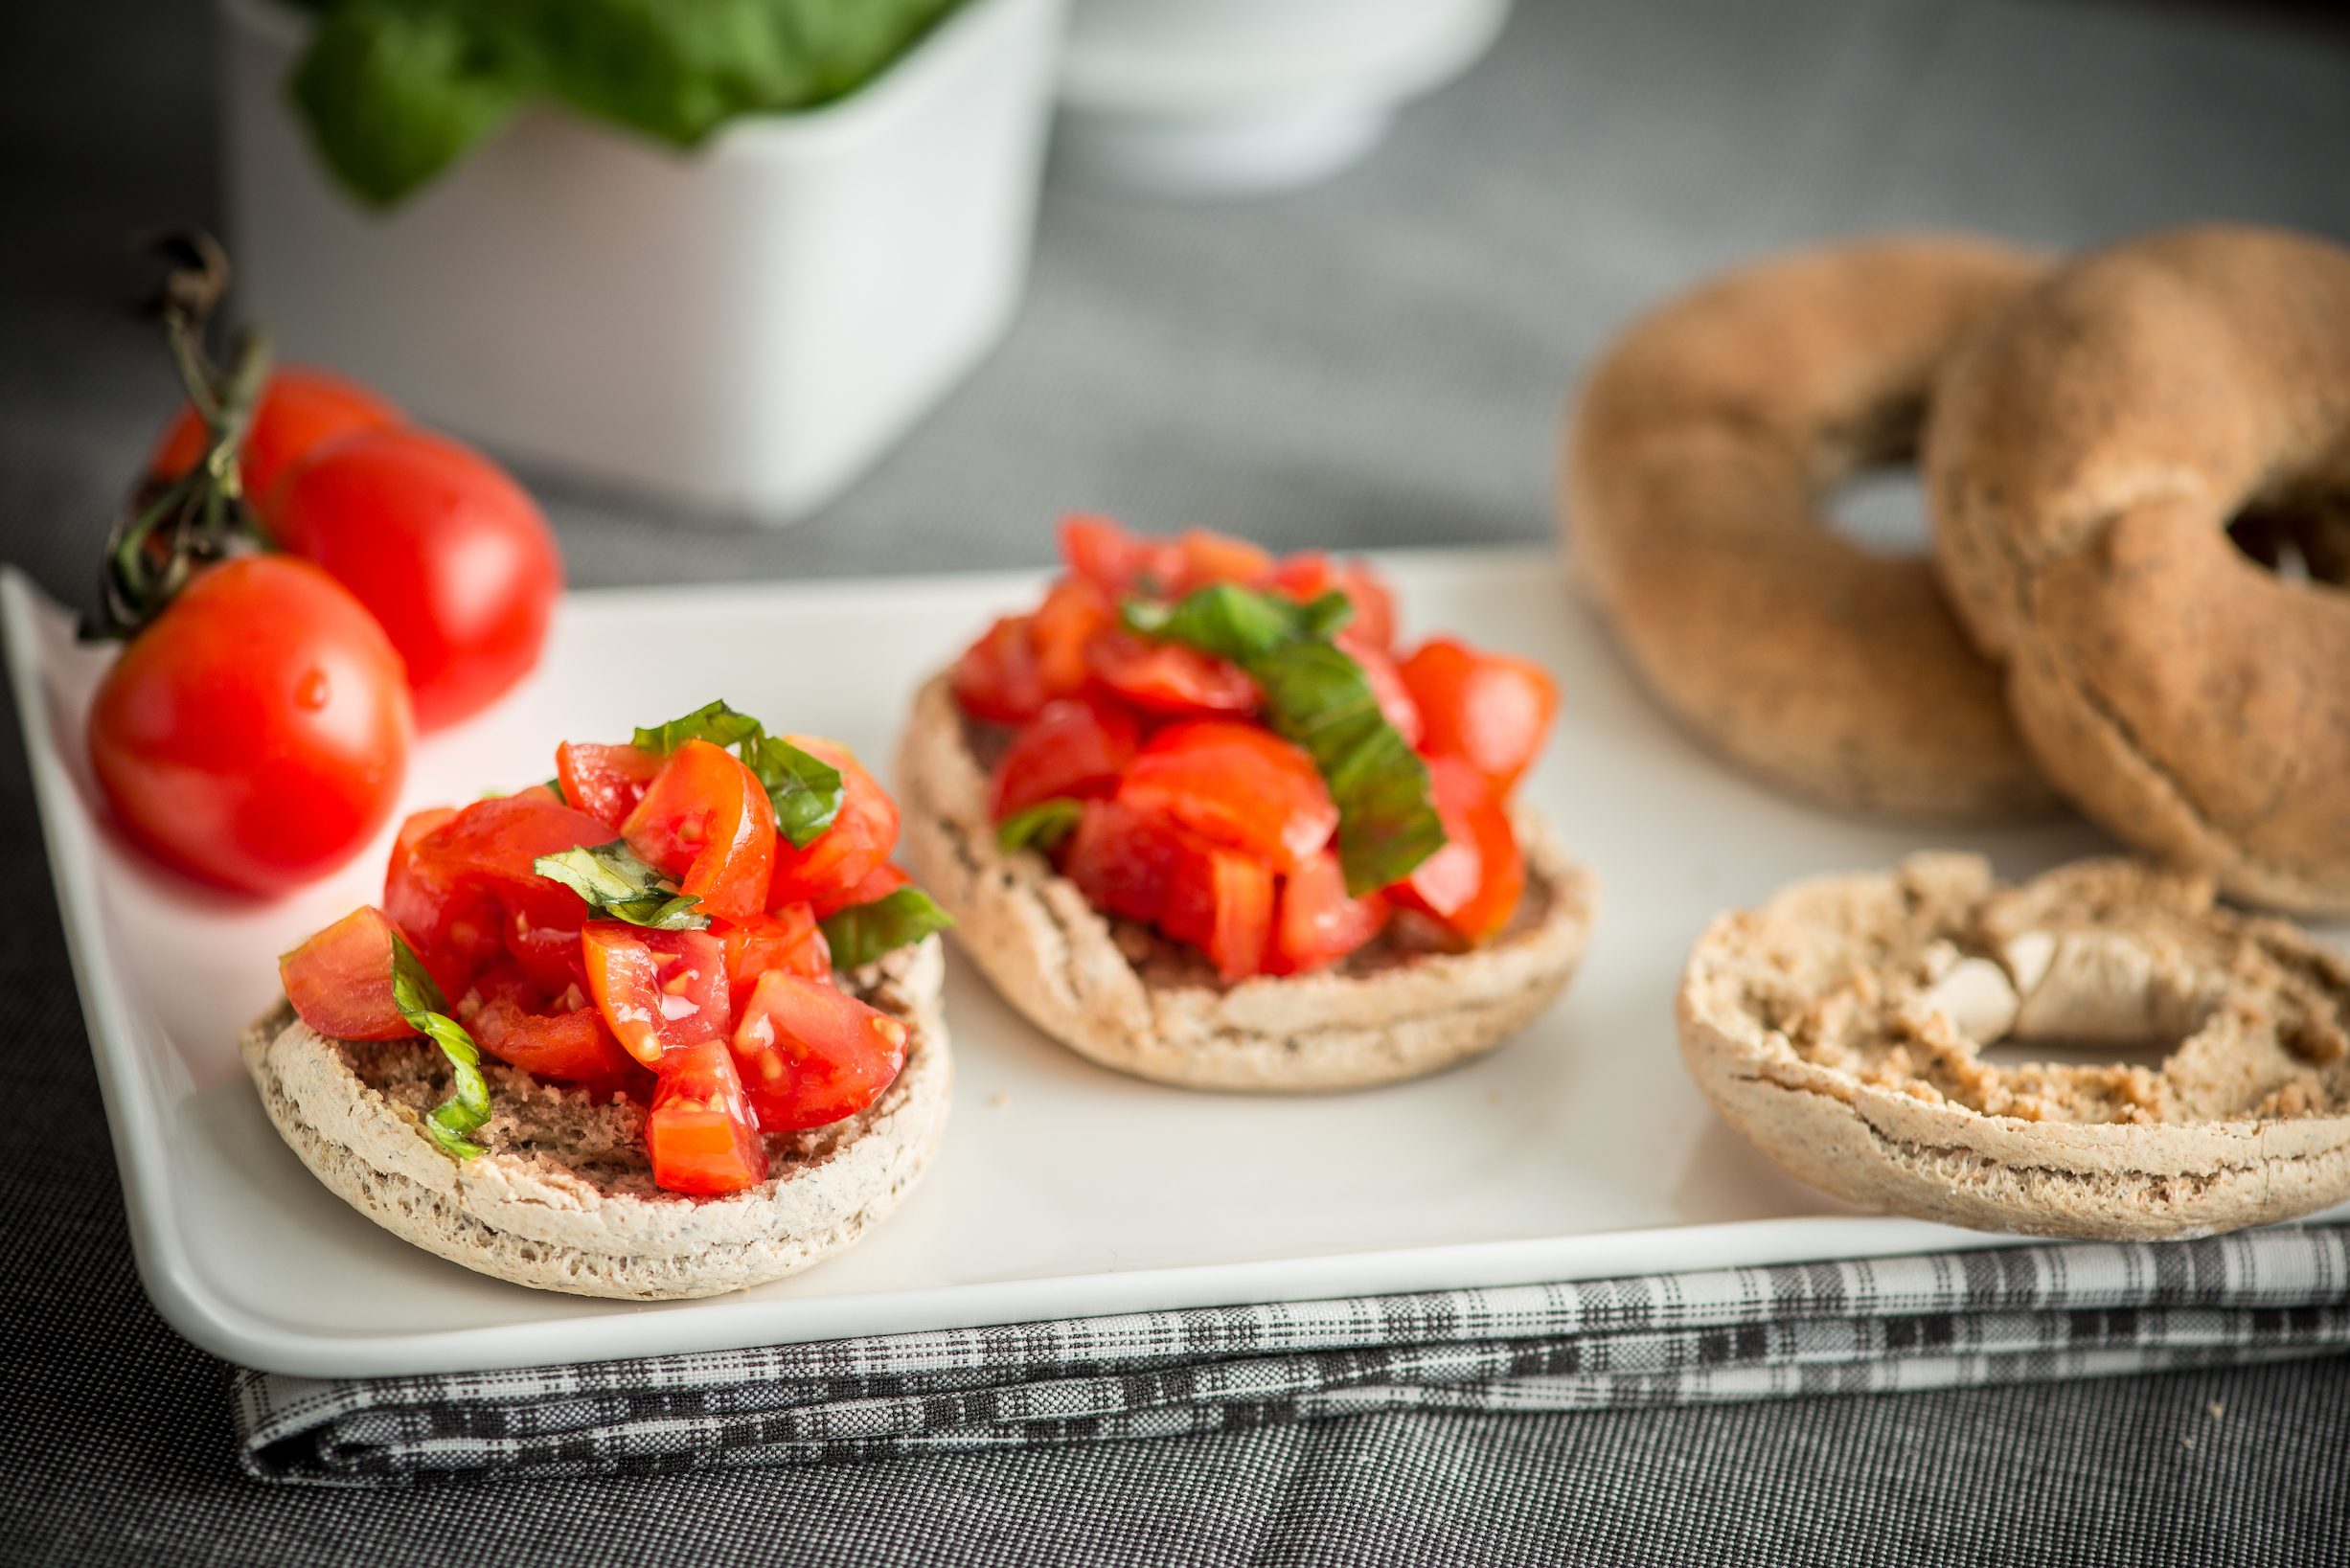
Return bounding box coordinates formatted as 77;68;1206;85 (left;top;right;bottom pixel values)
223;0;1065;520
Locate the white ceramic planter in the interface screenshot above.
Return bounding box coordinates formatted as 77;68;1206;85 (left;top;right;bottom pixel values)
1056;0;1509;196
221;0;1063;521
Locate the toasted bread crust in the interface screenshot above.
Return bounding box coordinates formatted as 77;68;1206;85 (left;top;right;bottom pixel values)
240;938;951;1299
1563;235;2059;822
896;672;1598;1091
1677;852;2350;1239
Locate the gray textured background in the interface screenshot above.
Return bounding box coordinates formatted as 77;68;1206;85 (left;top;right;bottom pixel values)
5;0;2349;1562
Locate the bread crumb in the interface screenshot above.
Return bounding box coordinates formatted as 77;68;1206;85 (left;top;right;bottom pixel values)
2207;1401;2225;1420
989;1092;1010;1109
2180;1435;2195;1449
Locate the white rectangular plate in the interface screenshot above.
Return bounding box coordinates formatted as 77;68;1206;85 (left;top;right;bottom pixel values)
13;551;2343;1378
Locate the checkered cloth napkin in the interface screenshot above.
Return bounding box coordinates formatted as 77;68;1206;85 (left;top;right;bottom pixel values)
234;1223;2350;1485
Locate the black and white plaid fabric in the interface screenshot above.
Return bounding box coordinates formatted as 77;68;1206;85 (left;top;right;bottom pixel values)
235;1222;2350;1485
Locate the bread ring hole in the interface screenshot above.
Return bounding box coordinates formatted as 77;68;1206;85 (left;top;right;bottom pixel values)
2225;503;2350;589
1822;468;1931;558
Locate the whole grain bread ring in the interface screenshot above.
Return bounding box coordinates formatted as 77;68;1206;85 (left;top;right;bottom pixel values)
1927;225;2350;914
240;937;951;1300
1678;852;2350;1240
894;672;1598;1091
1563;236;2061;821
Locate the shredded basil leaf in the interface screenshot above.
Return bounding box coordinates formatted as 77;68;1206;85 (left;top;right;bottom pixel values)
534;840;711;930
290;0;970;206
1130;582;1445;897
633;699;764;757
738;735;844;850
388;933;491;1160
997;798;1084;853
818;886;955;970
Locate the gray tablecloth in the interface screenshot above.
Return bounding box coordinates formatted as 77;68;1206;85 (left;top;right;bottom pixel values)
7;0;2350;1562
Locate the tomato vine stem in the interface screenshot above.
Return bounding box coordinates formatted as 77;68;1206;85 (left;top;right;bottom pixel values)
91;230;276;640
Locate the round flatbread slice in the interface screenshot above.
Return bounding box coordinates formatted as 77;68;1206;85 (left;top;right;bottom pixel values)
1678;852;2350;1239
240;936;951;1300
896;672;1598;1091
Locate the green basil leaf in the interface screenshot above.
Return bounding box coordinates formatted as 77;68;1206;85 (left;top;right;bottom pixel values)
292;0;967;205
291;0;529;207
996;797;1084;853
818;886;955;970
738;735;844;850
1122;583;1352;666
388;932;490;1160
1251;642;1448;897
534;840;711;930
632;699;764;757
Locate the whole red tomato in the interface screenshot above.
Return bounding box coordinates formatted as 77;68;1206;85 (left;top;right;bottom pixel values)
88;555;413;897
271;427;562;731
147;366;403;519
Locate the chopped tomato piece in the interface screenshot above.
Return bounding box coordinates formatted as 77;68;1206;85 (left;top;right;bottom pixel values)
460;960;548;1016
715;905;831;1011
767;737;900;916
1268;850;1390;975
279;905;418;1041
1088;631;1259;717
1338;628;1423;747
990;695;1142;821
1400;638;1559;794
1158;839;1275;982
833;861;911;906
1391;756;1523;943
1175;527;1273;591
952;613;1049;724
1262;553;1397;649
384;793;610;997
557;740;664;830
1030;577;1116;700
1117;720;1337;874
647;1037;766;1194
622;739;777;923
730;968;909;1131
1061;798;1187;924
1061;513;1182;599
581;922;730;1068
471;998;649;1093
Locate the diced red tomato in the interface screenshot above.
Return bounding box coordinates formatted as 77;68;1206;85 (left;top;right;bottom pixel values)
279;905;419;1041
1088;631;1259;717
1400;638;1558;794
622;739;777;923
581;922;731;1069
1158;839;1275;982
951;613;1049;724
557;740;665;830
1391;756;1523;943
730;968;909;1131
1338;628;1423;746
1030;577;1116;699
990;695;1141;821
1175;527;1273;590
1268;850;1390;976
1262;552;1397;650
715;905;831;1012
1061;513;1183;600
832;862;911;906
1061;798;1187;924
461;960;549;1015
647;1037;767;1194
1118;720;1336;874
384;793;611;997
471;999;649;1093
767;737;900;916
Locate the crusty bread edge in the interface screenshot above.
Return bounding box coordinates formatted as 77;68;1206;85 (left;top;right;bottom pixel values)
895;671;1599;1091
1675;865;2350;1240
240;938;952;1300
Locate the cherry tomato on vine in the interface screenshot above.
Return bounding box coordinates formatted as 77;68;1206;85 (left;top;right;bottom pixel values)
272;427;562;731
88;555;413;897
147;365;405;520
